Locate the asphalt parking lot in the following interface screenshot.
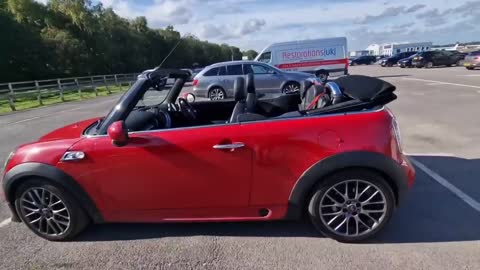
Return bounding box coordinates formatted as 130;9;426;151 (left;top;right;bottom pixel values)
1;65;480;269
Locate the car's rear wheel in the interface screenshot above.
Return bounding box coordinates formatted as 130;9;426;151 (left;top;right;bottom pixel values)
466;67;474;70
14;179;89;241
308;169;395;243
208;87;226;100
282;82;300;94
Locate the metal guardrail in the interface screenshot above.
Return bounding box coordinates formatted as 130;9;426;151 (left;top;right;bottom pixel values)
0;73;138;111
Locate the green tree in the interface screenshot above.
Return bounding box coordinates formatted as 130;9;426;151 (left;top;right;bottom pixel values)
243;49;258;60
0;0;250;82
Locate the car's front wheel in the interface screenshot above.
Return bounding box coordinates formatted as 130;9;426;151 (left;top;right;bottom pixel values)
14;179;89;241
208;87;226;100
308;169;395;242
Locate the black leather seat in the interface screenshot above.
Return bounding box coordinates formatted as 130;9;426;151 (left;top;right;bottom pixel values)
245;73;257;113
229;77;247;123
300;80;328;110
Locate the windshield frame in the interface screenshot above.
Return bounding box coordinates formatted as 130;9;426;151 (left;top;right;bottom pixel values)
95;68;190;135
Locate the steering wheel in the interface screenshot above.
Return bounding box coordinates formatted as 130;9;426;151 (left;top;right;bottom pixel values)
178;98;197;122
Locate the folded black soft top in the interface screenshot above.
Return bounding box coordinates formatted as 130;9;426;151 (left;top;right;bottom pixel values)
334;75;396;102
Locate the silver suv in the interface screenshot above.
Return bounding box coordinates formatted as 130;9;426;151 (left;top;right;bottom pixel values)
193;61;316;100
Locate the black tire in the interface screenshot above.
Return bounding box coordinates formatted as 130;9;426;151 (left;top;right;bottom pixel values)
14;179;89;241
466;67;474;70
208;87;226;100
308;169;395;243
282;82;301;94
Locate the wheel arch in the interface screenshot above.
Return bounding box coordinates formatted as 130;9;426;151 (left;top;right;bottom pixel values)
3;162;104;223
207;85;226;92
284;151;408;220
280;80;301;90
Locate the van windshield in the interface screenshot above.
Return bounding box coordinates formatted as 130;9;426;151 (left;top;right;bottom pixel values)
258;51;272;63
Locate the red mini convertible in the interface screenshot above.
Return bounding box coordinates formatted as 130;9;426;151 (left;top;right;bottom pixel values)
1;69;415;242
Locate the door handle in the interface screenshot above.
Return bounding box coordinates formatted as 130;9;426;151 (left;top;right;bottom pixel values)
213;142;245;151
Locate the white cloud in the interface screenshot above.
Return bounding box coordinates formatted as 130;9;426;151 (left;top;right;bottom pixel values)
37;0;480;51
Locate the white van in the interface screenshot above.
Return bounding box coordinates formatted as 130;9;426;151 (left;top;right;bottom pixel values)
255;37;348;80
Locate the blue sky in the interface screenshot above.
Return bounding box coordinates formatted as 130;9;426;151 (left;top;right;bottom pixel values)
38;0;480;51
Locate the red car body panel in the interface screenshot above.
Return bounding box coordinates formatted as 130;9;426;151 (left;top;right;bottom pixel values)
2;108;415;223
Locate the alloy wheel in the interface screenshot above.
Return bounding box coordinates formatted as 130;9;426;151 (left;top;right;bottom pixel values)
209;88;225;100
18;187;71;237
283;83;300;94
318;179;387;238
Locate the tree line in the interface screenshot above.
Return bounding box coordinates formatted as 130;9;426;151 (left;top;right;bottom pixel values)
0;0;258;83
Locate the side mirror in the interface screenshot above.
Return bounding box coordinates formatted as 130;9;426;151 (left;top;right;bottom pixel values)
108;121;129;147
186;93;196;103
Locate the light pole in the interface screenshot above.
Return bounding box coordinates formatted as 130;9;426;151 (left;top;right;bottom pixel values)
229;47;234;61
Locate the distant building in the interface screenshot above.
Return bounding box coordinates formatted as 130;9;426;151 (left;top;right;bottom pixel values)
381;42;433;56
366;44;381;56
364;42;432;56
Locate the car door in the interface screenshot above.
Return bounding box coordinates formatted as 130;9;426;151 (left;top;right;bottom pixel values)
244;63;282;94
82;124;253;214
223;64;245;93
432;51;444;65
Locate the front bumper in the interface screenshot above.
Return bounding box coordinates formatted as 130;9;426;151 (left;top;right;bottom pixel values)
401;155;416;189
6;202;20;222
464;62;480;68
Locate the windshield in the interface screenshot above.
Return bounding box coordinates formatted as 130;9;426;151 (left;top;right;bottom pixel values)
135;87;170;108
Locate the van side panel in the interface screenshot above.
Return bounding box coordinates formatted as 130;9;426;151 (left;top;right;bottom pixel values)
256;38;348;77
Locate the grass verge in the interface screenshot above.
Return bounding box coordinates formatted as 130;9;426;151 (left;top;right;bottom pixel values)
0;85;126;115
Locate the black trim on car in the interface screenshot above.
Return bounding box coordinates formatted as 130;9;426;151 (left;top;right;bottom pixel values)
284;151;409;220
3;162;104;223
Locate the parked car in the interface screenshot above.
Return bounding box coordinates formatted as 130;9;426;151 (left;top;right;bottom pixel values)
193;61;316;100
180;69;194;81
397;53;418;68
412;51;459;68
1;68;415;242
255;37;348;81
380;52;417;67
350;55;377;66
464;51;480;70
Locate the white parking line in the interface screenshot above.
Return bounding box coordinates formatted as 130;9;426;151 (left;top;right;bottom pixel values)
0;218;11;228
403;78;480;89
410;157;480;213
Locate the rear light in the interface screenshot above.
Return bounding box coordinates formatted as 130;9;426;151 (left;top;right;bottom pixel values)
193;79;199;86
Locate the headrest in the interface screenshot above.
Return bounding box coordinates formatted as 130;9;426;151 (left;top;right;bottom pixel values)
301;80;315;99
246;73;255;94
233;77;246;101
